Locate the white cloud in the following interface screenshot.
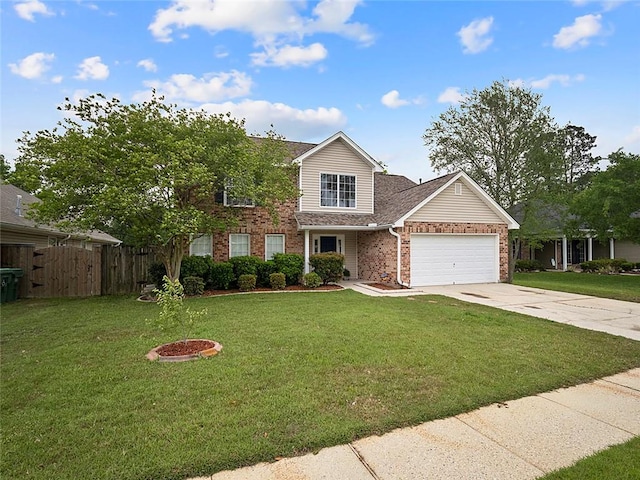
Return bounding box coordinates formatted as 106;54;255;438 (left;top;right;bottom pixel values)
75;56;109;80
14;0;54;21
199;99;347;139
553;14;602;49
51;75;63;84
381;90;423;109
626;125;640;144
571;0;625;11
8;52;55;79
251;42;328;67
457;17;494;54
134;70;252;103
137;58;158;72
511;74;586;89
437;87;466;104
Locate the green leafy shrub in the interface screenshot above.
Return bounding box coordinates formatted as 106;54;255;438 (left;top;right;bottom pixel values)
209;262;235;290
269;272;286;290
273;253;304;285
238;274;256;292
148;276;207;343
581;258;631;274
515;259;546;272
309;252;344;284
148;262;167;288
343;268;351;278
180;255;212;284
183;276;205;296
229;256;262;278
257;260;277;287
303;272;322;288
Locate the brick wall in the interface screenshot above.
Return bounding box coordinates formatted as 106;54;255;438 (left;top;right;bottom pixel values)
211;200;304;262
357;229;398;284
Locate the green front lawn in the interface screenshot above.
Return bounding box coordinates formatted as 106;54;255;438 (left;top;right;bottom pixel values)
514;271;640;303
2;290;639;480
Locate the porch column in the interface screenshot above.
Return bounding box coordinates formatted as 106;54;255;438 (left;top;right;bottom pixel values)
304;229;310;274
609;238;615;259
587;237;593;261
562;236;568;271
554;240;558;269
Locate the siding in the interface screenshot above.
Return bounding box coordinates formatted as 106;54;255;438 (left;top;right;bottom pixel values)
0;230;94;250
612;240;640;262
299;138;374;213
307;230;358;278
407;180;503;224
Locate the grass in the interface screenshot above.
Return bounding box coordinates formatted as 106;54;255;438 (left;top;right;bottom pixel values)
539;437;640;479
514;271;640;303
2;290;639;480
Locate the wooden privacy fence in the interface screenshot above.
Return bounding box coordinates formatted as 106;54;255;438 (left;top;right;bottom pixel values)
0;244;157;298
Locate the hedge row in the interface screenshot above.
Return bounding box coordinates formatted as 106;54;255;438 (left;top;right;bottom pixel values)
580;258;639;274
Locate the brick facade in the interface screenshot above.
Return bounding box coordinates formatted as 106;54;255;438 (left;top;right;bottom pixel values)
356;229;398;284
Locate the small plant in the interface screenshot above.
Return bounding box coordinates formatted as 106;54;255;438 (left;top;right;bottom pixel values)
238;274;257;291
209;262;235;290
182;276;205;296
309;252;344;284
273;253;304;285
149;276;207;343
269;272;286;290
343;268;351;278
303;272;322;289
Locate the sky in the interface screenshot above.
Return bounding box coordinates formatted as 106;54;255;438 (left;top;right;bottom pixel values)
2;0;639;183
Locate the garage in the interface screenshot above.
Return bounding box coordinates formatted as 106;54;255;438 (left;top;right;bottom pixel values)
410;234;498;286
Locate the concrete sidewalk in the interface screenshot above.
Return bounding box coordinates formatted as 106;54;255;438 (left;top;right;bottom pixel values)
191;368;640;480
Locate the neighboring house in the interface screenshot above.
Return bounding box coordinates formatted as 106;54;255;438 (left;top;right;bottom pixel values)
510;202;640;269
201;132;518;287
0;183;120;250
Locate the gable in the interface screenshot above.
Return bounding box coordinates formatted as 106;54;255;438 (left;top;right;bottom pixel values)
406;178;505;224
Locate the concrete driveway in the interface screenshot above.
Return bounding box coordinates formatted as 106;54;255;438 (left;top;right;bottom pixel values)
417;283;640;341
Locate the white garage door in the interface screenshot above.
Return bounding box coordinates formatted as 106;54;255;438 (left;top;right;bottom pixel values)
410;234;498;286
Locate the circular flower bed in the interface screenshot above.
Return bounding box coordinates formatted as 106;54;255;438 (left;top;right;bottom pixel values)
146;339;222;362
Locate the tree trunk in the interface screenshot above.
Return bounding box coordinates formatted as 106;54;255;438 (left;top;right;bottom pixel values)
155;235;187;284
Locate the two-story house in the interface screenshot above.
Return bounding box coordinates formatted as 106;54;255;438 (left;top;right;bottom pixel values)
201;132;518;287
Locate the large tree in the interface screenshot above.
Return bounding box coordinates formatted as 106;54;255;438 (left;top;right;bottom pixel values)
14;93;298;281
570;150;640;243
558;123;598;191
423;80;564;280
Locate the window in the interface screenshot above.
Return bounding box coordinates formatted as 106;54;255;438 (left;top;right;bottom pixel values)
320;173;356;208
229;234;250;258
265;234;285;260
190;234;213;257
454;182;463;196
224;180;255;207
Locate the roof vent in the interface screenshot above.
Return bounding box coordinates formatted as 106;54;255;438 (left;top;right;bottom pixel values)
15;195;23;217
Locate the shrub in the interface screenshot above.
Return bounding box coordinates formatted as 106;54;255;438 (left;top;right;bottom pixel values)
182;276;205;296
303;272;322;289
269;272;286;290
209;262;235;290
149;262;167;288
273;253;304;286
309;252;344;284
343;268;351;278
229;256;262;278
238;274;256;292
580;258;630;274
515;259;546;272
180;255;212;284
257;260;277;287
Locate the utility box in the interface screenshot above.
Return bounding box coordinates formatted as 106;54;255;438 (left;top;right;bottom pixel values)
0;268;24;303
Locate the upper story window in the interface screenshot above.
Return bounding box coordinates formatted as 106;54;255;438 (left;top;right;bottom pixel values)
223;180;255;207
320;173;356;208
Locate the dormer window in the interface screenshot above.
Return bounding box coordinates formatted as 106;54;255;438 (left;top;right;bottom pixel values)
320;173;356;208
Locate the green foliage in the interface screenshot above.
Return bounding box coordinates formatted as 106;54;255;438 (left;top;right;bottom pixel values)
180;255;212;283
182;276;205;296
148;262;167;288
229;255;262;278
309;253;344;284
343;268;351;278
13;93;298;281
580;259;633;274
257;260;277;287
238;274;256;292
273;253;304;285
209;262;235;290
515;259;547;272
149;276;206;343
303;272;322;288
570;151;640;243
269;272;286;290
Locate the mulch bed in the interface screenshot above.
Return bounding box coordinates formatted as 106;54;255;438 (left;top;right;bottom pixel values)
156;339;215;356
200;284;343;296
364;282;407;290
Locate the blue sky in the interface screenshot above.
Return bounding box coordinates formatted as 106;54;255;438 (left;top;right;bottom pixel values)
2;0;639;182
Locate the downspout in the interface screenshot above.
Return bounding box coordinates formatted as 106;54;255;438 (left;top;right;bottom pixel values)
388;227;409;288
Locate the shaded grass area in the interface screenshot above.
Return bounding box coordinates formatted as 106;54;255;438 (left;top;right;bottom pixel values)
539;437;640;480
2;290;640;480
514;271;640;303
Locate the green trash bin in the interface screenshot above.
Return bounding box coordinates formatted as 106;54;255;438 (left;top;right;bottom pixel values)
0;268;23;303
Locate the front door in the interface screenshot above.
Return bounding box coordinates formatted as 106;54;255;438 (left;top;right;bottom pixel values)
313;234;345;254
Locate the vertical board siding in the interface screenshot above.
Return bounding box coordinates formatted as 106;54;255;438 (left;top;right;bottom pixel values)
407;181;503;224
300;139;374;213
101;245;158;295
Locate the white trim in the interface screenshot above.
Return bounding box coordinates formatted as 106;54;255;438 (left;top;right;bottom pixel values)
264;234;285;260
562;236;568;271
298;224;392;231
454;182;462;195
229;233;250;258
293;131;383;171
609;238;615;259
304;229;310;273
394;172;520;230
319;172;357;209
388;227;409;287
